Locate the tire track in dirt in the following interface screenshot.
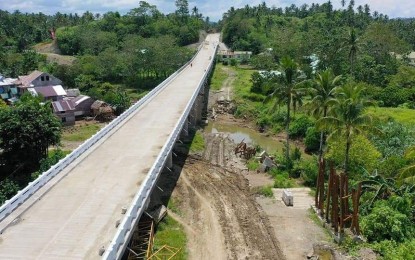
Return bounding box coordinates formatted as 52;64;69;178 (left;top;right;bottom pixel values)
173;153;286;260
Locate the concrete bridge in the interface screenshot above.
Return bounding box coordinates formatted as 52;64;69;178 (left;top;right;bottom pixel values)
0;34;219;259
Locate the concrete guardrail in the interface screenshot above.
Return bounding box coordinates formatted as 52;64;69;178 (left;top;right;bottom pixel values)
102;42;218;259
0;44;204;223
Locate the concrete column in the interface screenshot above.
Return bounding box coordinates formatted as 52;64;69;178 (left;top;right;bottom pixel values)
165;151;173;169
189;106;197;126
181;118;189;137
195;95;203;123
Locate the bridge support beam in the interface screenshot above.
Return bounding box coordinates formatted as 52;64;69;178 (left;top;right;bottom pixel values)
165;151;173;169
195;95;203;123
181;118;189;137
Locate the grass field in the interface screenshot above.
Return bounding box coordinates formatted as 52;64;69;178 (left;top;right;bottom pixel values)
189;130;205;152
62;123;102;142
153;216;187;259
368;107;415;125
210;63;228;90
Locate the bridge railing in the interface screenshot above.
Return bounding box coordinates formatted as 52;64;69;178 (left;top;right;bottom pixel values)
103;42;219;259
0;44;203;224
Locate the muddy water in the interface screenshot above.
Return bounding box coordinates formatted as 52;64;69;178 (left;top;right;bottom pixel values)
204;121;285;154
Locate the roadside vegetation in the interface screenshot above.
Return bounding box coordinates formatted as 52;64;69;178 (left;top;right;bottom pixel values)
153;216;187;259
62;123;102;142
189;130;205;153
219;1;415;257
0;1;212;207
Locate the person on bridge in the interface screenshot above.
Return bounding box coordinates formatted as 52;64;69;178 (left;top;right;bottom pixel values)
191;63;193;67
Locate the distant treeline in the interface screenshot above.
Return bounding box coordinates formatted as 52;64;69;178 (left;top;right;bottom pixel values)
0;1;213;96
219;1;415;107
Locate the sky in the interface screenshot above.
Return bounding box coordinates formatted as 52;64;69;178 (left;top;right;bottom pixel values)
0;0;413;21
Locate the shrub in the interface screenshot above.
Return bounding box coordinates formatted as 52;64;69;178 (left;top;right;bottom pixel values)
378;156;407;178
297;159;319;187
258;185;274;197
361;199;414;242
289;115;313;138
304;127;320;153
325;135;381;176
247;158;260;170
377;86;413;107
272;170;295;188
370;121;415;159
372;239;415;260
0;178;20;205
291;147;302;161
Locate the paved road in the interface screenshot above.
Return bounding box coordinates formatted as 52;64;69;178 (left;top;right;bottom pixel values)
0;34;219;259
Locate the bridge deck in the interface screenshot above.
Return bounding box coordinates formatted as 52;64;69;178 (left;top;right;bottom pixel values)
0;34;219;259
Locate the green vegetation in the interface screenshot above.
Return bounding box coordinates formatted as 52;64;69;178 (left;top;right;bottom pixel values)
153;216;187;259
167;197;182;216
189;130;205;152
368;107;415;125
258;185;274;197
0;95;61;176
220;2;415;257
210;64;228;90
62;124;102;142
246;158;260;170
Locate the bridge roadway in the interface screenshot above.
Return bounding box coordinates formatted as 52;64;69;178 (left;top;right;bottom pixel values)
0;34;219;259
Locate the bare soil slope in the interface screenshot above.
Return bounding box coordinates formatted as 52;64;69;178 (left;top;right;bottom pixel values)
170;133;286;259
33;40;76;65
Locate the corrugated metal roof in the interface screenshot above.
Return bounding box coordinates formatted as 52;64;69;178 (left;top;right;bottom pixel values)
73;95;91;106
16;70;43;88
52;100;75;112
0;77;17;86
34;86;57;97
53;85;67;96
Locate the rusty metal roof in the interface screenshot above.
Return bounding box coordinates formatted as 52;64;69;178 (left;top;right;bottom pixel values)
52;100;75;113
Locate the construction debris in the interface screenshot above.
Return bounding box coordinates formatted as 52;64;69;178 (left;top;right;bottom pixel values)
210;97;235;120
147;205;167;224
147;245;181;260
234;140;256;159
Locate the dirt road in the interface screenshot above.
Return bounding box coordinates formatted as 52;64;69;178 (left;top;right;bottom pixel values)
171;152;286;260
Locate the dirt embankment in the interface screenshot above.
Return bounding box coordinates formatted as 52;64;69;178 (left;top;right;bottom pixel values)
171;148;286;259
33;40;76;65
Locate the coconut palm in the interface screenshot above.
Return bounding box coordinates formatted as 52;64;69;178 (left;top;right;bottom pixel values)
341;28;361;76
308;69;342;159
265;57;305;161
316;83;375;175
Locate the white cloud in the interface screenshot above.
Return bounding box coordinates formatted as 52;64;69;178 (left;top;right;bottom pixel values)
0;0;413;20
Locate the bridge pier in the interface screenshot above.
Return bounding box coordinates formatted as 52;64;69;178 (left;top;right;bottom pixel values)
165;151;173;169
181;118;189;137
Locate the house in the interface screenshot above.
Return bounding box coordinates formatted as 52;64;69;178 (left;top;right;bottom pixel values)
66;88;81;97
91;100;114;121
52;99;76;125
217;50;252;60
72;95;94;117
391;51;415;66
14;70;62;94
28;85;67;101
0;75;18;102
407;52;415;66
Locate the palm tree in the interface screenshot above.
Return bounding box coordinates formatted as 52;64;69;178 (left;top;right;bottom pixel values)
308;69;342;159
266;57;305;161
317;83;374;175
344;28;360;76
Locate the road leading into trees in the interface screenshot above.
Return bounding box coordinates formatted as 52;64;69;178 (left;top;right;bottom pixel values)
0;33;220;259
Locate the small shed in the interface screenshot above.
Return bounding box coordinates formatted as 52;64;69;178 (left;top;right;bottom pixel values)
72;95;94;117
52;99;75;125
91;100;114;121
